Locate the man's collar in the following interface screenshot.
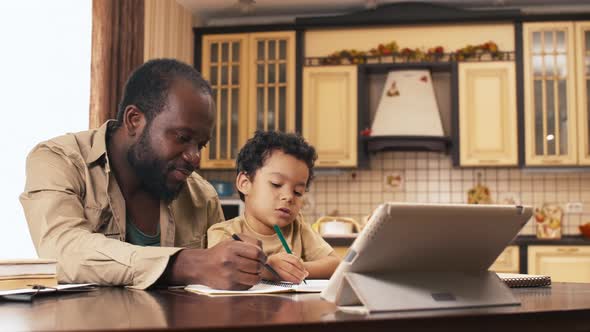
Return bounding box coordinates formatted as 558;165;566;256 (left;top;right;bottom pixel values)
86;120;116;165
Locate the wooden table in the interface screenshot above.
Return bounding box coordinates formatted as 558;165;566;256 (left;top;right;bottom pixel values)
1;283;589;332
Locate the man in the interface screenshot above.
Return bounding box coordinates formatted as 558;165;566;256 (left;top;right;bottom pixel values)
20;59;265;290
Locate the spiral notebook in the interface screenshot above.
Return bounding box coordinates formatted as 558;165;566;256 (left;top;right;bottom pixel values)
185;279;329;296
497;273;551;288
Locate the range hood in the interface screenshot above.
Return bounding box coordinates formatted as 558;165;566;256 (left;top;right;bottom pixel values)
363;69;451;153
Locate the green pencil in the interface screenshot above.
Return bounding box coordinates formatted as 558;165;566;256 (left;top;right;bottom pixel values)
273;224;307;284
273;224;292;254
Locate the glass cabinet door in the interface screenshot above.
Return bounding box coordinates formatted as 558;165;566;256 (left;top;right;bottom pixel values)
201;34;248;169
248;32;295;135
576;22;590;165
523;23;578;165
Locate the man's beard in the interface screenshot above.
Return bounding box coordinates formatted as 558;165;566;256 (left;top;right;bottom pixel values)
127;127;186;203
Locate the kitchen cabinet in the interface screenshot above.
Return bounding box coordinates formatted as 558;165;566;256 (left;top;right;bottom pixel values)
576;22;590;165
334;244;519;272
303;65;358;167
522;22;590;166
458;61;518;166
332;246;349;259
489;245;520;273
201;31;296;169
528;245;590;283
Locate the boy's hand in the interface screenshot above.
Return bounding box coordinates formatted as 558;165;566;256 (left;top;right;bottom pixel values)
265;253;309;284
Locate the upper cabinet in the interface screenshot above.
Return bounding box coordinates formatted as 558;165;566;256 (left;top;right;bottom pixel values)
200;31;296;169
576;22;590;165
522;22;590;166
303;66;358;168
458;61;518;166
248;32;296;135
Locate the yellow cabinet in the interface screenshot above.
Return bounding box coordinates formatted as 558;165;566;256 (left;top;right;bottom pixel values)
575;22;590;165
458;62;517;166
201;31;296;169
528;245;590;283
522;22;590;166
332;246;349;259
303;66;358;167
489;245;520;273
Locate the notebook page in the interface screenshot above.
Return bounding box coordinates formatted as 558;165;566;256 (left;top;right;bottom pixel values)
185;279;330;296
185;282;294;296
293;279;330;293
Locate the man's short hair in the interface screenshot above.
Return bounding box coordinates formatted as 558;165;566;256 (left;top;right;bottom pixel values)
115;58;213;128
236;130;317;201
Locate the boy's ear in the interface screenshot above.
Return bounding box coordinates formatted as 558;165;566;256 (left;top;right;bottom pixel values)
236;172;252;196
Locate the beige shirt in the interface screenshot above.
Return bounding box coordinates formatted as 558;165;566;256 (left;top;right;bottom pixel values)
207;215;334;261
19;121;224;289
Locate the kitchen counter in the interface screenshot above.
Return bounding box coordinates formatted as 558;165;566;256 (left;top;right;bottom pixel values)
323;234;590;247
323;234;590;275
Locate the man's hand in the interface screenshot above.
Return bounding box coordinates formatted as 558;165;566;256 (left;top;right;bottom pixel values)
265;252;309;284
166;234;266;290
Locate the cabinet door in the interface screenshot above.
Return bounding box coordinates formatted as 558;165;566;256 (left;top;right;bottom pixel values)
576;22;590;165
201;34;249;169
303;66;358;168
332;246;349;259
458;62;517;166
523;22;578;166
248;32;296;135
489;245;519;273
528;245;590;283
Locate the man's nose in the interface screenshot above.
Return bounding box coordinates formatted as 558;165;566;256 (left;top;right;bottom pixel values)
183;145;201;169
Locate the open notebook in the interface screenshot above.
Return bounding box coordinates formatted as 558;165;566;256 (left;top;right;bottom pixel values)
185;279;329;296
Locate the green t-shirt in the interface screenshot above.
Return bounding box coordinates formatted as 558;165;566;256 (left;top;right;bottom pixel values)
126;217;160;247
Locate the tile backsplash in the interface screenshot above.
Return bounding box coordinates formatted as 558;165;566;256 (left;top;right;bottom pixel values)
200;151;590;236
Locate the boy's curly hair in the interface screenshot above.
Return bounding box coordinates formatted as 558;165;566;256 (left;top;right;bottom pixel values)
236;130;317;201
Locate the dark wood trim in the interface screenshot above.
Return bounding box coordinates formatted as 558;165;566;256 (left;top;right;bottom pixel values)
514;235;590;246
362;62;453;74
295;2;522;28
363;136;452;153
519;243;528;274
325;234;590;248
295;29;304;134
515;22;526;167
193;24;296;36
357;65;370;169
451;62;460;166
194;28;202;72
518;13;590;22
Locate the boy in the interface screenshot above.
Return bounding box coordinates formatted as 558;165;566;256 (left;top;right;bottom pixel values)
207;131;340;283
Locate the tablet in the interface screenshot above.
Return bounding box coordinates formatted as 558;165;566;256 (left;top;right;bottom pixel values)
321;203;532;312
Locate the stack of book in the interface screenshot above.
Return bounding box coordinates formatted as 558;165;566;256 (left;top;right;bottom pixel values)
0;259;57;291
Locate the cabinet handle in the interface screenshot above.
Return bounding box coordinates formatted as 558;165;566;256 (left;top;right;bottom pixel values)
209;162;232;167
478;159;500;163
541;159;564;164
318;160;341;165
557;247;579;253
